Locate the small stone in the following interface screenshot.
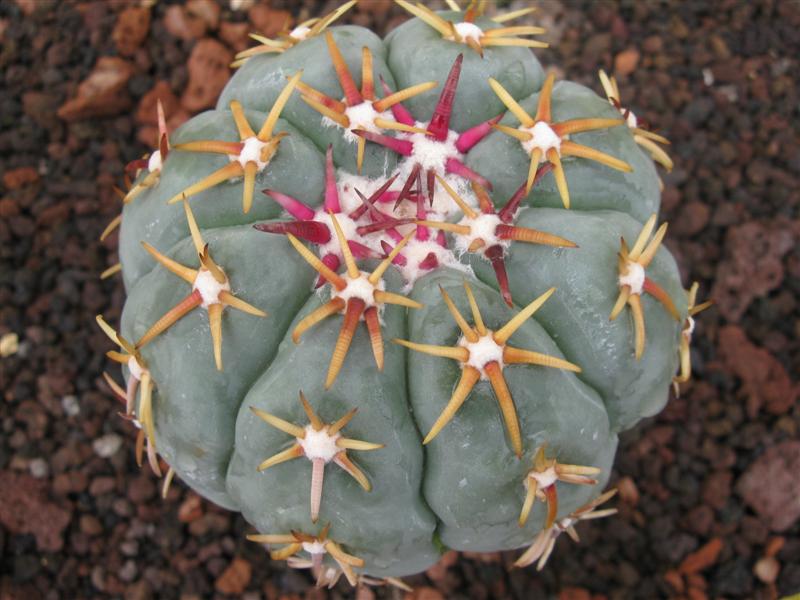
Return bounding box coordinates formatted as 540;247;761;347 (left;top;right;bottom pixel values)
80;515;103;536
61;395;80;417
0;332;19;357
214;557;252;595
89;476;116;496
406;587;445;600
178;493;203;523
663;569;685;593
672;201;710;236
119;559;138;582
2;167;39;190
617;476;640;505
164;5;207;41
737;441;800;532
28;458;49;479
128;475;157;504
219;21;251;52
93;433;123;458
186;0;220;30
558;588;591;600
642;35;663;53
702;470;732;510
248;5;292;38
181;39;232;112
112;6;150;56
679;538;723;575
614;48;640;77
765;536;785;557
754;556;779;584
57;56;135;121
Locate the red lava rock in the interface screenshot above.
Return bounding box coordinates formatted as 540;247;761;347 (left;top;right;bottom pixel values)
181;38;232;113
214;557;252;595
14;0;38;15
2;166;39;190
187;0;220;30
22;91;59;129
79;514;103;536
424;550;458;583
164;0;219;41
57;56;135;121
678;538;723;575
711;220;798;322
248;5;292;38
127;474;157;504
558;588;592;600
672;200;710;236
617;476;640;505
112;6;151;56
0;470;71;551
765;536;785;557
684;505;714;536
177;493;203;523
736;441;800;532
219;21;251;53
717;326;798;417
614;48;640;76
405;587;445;600
663;569;685;593
164;5;206;41
701;470;732;510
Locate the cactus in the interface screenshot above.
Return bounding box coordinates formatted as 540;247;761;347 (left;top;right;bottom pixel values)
99;1;709;586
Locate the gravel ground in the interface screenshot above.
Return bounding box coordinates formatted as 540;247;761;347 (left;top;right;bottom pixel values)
1;1;799;599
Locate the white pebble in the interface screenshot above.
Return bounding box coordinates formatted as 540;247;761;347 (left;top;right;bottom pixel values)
93;433;123;458
62;395;80;417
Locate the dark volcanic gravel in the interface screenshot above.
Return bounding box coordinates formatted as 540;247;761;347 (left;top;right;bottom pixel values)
1;1;799;599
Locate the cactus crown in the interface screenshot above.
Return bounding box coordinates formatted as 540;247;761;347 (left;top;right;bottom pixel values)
98;0;708;587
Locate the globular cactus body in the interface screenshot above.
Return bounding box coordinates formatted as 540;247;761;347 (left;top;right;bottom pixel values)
103;2;697;583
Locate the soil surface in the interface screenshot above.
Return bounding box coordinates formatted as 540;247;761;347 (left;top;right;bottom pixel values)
1;1;799;599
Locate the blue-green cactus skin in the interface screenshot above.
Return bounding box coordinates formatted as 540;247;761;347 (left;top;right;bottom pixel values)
115;14;686;579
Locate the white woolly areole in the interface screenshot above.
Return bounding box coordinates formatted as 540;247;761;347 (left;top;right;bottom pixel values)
557;516;574;531
322;101;391;144
619;261;645;295
301;540;328;555
333;272;384;314
459;333;504;380
290;25;312;40
127;355;144;381
147;149;162;173
529;465;558;488
521;121;562;156
394;125;478;215
192;268;231;308
313;210;363;259
450;22;483;44
397;239;466;289
298;424;341;462
405;123;459;172
230;136;270;170
453;213;509;256
684;316;696;339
